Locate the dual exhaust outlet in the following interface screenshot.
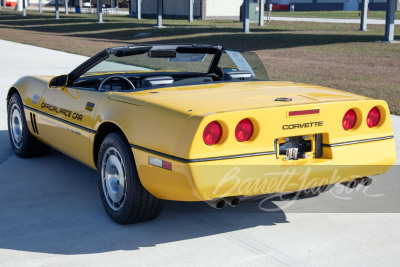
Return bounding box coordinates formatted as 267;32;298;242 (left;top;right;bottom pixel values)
341;176;373;188
207;177;372;208
207;177;373;209
206;197;240;209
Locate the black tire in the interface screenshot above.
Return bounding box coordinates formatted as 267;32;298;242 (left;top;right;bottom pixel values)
297;184;334;198
97;132;164;224
7;93;50;158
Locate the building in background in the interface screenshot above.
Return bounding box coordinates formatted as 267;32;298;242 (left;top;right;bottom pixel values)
21;0;392;15
130;0;244;20
23;0;125;8
129;0;389;19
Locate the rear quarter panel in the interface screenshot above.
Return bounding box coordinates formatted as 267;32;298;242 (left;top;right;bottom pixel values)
94;94;200;159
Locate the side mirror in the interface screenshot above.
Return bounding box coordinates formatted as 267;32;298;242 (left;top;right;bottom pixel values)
216;67;239;78
221;67;239;73
49;75;68;88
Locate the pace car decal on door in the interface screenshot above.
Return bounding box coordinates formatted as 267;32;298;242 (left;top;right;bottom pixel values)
40;102;84;121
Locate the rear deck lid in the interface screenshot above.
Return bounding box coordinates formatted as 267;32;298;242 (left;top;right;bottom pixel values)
113;81;368;116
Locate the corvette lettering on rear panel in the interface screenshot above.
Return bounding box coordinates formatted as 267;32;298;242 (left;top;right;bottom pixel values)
282;121;324;130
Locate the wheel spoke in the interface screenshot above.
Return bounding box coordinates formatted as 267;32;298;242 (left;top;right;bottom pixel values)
101;146;127;211
9;104;23;149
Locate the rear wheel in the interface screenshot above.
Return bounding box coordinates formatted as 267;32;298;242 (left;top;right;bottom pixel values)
97;132;164;224
7;93;50;158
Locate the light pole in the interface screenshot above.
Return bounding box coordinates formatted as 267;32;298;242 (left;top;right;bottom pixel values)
258;0;264;26
22;0;26;16
55;0;59;19
189;0;194;22
359;0;368;31
384;0;396;42
65;0;69;14
97;0;104;22
137;0;141;19
267;3;272;22
243;0;250;33
154;0;164;28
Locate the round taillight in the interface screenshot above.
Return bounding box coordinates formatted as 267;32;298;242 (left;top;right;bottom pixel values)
367;107;380;128
235;119;253;142
342;109;357;131
203;121;222;145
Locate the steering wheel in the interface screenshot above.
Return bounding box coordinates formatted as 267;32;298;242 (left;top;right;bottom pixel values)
97;75;135;91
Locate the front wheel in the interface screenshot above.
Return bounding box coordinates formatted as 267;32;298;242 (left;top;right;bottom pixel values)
97;132;164;224
7;93;50;158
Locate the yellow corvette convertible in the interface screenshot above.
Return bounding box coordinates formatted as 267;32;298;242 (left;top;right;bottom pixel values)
7;44;396;224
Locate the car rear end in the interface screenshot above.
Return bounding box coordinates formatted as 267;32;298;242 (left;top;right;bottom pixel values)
130;85;395;202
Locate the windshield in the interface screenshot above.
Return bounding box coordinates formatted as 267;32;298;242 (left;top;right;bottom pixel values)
84;51;214;75
81;47;269;81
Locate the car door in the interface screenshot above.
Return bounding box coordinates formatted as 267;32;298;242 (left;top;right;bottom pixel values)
36;85;105;166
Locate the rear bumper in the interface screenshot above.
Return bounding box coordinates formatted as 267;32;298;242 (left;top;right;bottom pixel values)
132;137;396;201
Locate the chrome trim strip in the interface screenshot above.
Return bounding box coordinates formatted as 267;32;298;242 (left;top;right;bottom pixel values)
323;136;394;147
23;105;97;134
131;144;275;163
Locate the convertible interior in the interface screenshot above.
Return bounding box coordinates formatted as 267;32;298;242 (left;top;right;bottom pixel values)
72;70;254;92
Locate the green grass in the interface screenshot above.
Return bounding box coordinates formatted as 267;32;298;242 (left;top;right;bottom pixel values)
265;11;400;20
0;9;399;114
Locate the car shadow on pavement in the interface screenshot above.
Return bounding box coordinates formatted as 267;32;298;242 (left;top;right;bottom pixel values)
0;130;13;165
0;130;288;255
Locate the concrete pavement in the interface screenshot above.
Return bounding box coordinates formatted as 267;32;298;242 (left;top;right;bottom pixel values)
0;40;399;266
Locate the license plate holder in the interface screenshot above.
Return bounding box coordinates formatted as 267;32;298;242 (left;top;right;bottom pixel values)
275;134;322;161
